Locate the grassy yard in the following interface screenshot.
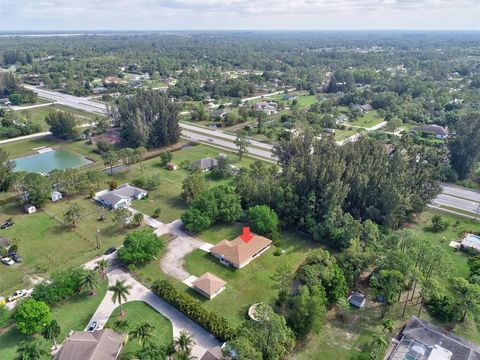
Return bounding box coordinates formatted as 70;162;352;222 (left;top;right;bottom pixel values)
335;128;363;141
109;144;257;223
0;198;128;297
183;229;315;326
105;301;173;360
348;110;384;129
0;280;108;360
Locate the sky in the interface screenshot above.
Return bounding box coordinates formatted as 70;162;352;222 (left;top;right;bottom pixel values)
0;0;479;31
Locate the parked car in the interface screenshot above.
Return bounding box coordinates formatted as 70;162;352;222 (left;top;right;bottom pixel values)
7;289;27;302
1;257;15;266
11;253;22;263
87;321;98;332
104;247;116;255
0;219;14;229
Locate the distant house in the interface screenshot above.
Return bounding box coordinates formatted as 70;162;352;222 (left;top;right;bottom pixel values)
195;157;218;171
54;329;126;360
92;87;107;94
255;101;270;110
353;104;372;113
102;76;124;87
0;237;11;250
209;227;272;269
416;124;449;140
210;109;229;120
192;272;226;299
384;316;480;360
263;108;277;116
348;292;366;308
24;204;36;214
460;233;480;252
283;94;297;101
325;128;336;134
335;114;348;124
166;162;178;171
0;98;11;106
51;191;62;202
94;184;147;210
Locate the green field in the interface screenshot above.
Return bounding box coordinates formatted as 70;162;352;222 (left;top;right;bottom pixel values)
349;110;385;129
106;301;173;360
0;280;108;360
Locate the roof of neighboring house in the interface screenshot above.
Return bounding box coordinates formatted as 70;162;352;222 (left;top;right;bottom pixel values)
54;329;126;360
192;273;226;297
348;293;366;307
114;184;147;198
210;109;229;118
387;316;480;360
195;157;218;170
200;346;224;360
0;237;11;248
210;234;272;268
419;124;448;136
97;192;127;207
24;204;35;209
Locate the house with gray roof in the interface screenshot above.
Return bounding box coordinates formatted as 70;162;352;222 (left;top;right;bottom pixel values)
94;183;147;210
54;329;126;360
195;157;219;171
417;124;449;139
384;316;480;360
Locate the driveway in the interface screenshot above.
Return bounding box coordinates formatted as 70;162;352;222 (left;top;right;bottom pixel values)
157;219;211;281
87;268;221;358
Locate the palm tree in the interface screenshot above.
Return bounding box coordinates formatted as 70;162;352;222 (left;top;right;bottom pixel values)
129;321;156;348
370;334;388;359
136;343;165;359
109;279;132;316
113;318;130;333
176;350;198;360
174;331;196;355
80;269;100;293
96;259;109;279
15;341;47;360
41;319;61;350
162;341;176;360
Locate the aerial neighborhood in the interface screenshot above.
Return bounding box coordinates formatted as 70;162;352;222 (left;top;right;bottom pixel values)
0;21;480;360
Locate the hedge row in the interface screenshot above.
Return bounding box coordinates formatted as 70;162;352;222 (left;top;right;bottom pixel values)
151;280;234;341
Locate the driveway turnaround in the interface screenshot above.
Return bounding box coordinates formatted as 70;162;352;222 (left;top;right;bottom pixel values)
86;268;221;358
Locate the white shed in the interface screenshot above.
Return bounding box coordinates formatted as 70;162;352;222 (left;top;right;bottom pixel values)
51;191;62;202
24;204;37;214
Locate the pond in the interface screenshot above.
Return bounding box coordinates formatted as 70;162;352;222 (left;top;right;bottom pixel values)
14;149;92;174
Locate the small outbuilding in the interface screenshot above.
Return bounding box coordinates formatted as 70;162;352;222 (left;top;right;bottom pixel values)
166;162;178;171
51;191;63;202
24;204;36;214
192;272;226;300
348;292;366;308
195;157;218;171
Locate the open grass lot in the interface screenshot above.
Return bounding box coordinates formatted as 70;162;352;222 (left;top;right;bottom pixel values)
0;199;128;297
15;104;102;130
183;229;315;326
105;301;173;360
348;110;385;129
335;128;363;141
0;280;108;360
109;144;257;223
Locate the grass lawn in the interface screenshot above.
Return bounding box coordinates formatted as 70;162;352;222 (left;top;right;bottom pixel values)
109;144;257;223
183;229;315;326
105;301;173;360
348;110;384;129
0;280;108;360
15;104;102;131
1;135;62;158
0;198;129;297
335;128;363;141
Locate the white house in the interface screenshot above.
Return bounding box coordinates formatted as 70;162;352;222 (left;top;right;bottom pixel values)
51;191;62;202
94;184;148;210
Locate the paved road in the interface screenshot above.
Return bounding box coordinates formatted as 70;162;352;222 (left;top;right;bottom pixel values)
86;268;220;358
441;183;480;203
432;193;480;214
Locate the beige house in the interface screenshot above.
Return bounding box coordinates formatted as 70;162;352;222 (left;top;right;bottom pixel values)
192;272;226;299
210;229;272;269
54;329;126;360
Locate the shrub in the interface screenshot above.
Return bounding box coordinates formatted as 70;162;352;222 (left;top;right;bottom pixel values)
118;229;164;265
14;299;51;335
152;207;162;218
273;248;282;256
31;267;85;305
431;214;448;232
152;280;234;341
0;306;11;328
108;180;118;190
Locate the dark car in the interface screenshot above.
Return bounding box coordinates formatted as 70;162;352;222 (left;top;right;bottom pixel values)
87;321;98;332
0;219;14;229
11;254;22;263
104;247;117;255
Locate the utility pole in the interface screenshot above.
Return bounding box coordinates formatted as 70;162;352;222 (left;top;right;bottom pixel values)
95;226;101;249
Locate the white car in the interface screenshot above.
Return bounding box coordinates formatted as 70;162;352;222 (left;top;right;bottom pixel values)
1;257;15;266
7;289;28;302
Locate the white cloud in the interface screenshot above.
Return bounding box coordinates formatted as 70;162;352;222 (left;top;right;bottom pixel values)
0;0;479;30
